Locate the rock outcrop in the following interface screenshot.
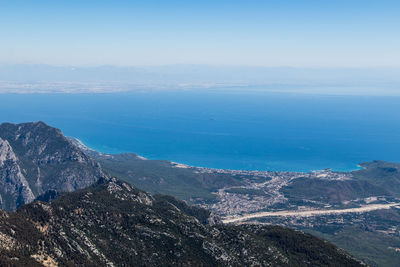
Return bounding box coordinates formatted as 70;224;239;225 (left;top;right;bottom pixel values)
0;122;107;211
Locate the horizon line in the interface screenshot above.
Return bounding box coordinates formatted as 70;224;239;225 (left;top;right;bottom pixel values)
1;63;400;70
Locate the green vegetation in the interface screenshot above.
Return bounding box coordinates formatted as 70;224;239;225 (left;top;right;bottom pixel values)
306;226;400;267
98;155;400;266
256;207;400;267
0;178;362;266
353;160;400;197
279;161;400;206
96;153;247;203
281;177;387;203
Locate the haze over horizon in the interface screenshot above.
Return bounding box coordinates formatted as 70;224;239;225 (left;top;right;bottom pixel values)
1;1;400;95
1;0;400;67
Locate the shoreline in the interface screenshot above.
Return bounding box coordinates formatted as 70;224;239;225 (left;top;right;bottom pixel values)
70;137;364;174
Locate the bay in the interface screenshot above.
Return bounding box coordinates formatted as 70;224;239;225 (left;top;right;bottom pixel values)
1;89;400;172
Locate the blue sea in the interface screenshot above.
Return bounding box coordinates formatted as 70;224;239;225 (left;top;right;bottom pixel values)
1;89;400;172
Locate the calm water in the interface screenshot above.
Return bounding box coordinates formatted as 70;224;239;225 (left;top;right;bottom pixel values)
1;90;400;172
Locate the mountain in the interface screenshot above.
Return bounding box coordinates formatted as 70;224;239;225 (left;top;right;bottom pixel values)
0;177;363;266
80;144;400;266
0;122;365;265
281;177;388;203
280;161;400;204
0;122;107;211
352;161;400;197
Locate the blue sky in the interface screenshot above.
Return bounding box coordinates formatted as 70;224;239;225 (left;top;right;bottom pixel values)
1;0;399;67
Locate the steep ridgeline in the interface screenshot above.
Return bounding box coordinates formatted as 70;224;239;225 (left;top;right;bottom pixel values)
0;122;107;211
0;177;363;266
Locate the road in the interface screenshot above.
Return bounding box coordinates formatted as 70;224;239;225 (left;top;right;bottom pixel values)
222;202;400;223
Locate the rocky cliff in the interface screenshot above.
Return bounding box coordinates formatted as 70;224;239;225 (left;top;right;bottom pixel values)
0;122;107;211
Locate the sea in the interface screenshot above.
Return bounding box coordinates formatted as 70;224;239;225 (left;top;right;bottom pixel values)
1;89;400;172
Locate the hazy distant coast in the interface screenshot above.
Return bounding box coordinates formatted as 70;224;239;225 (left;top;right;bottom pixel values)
1;64;400;95
0;81;250;94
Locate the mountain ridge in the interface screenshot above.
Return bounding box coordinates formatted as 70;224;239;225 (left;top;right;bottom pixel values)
0;177;363;266
0;121;107;211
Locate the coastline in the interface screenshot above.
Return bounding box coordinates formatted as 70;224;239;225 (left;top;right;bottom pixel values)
70;137;364;174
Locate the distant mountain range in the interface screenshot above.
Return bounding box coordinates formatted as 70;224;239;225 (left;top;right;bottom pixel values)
0;122;363;266
0;64;400;86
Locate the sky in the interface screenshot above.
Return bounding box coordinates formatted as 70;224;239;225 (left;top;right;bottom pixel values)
1;0;400;67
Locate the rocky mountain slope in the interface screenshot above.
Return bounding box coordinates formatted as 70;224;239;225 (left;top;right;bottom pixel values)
75;140;400;266
0;177;363;266
0;122;107;211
